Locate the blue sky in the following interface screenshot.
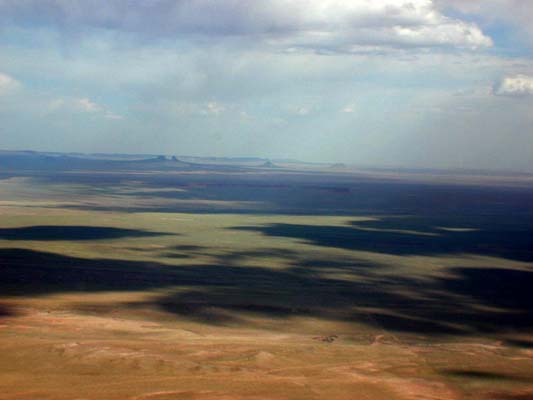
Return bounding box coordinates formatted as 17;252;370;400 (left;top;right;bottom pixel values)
1;0;533;170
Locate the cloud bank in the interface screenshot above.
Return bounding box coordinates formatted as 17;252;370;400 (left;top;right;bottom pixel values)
0;0;492;52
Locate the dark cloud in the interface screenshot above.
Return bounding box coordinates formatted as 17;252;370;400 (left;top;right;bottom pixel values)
0;0;492;51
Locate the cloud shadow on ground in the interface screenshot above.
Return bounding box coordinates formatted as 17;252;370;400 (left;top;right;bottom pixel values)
0;226;172;241
1;245;532;337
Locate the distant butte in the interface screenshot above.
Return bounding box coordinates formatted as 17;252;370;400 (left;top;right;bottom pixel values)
261;160;278;168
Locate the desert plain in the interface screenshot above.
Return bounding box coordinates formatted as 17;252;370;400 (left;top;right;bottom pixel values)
1;154;533;400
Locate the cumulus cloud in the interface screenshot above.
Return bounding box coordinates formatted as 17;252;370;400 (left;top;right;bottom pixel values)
494;74;533;97
0;0;492;52
0;72;20;94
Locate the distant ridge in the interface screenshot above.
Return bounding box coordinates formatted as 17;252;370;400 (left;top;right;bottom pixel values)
330;163;347;169
0;152;193;171
261;160;278;168
2;149;531;176
0;150;253;173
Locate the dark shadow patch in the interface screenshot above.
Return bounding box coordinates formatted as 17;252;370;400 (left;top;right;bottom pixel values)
155;289;312;325
1;248;533;335
0;304;16;317
443;369;530;382
29;169;533;220
233;216;533;261
505;339;533;349
293;259;386;273
0;248;182;296
0;226;172;241
359;312;465;335
443;268;533;310
153;300;244;326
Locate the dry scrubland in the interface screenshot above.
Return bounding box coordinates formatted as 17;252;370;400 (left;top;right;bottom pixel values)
1;167;533;400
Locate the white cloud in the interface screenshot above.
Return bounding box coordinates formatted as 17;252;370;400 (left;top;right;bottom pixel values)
0;0;492;52
75;97;102;113
341;103;356;113
166;101;227;117
252;0;493;51
0;72;20;94
204;101;225;116
295;107;310;116
285;106;311;116
47;97;101;113
494;74;533;97
47;97;123;119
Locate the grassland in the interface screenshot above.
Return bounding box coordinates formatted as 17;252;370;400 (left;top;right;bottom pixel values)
1;164;533;399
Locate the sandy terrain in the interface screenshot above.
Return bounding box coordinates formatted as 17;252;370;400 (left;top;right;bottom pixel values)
1;297;532;400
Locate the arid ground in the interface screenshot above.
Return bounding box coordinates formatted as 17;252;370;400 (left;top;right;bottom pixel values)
1;158;533;399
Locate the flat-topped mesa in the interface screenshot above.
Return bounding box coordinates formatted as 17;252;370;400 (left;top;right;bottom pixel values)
261;160;278;168
330;163;346;169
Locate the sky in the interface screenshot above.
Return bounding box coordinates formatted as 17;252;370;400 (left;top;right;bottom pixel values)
1;0;533;171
